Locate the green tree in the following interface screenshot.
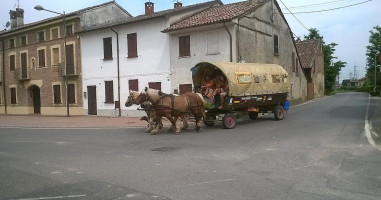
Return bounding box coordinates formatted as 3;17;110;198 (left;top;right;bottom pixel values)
365;26;381;94
304;28;346;94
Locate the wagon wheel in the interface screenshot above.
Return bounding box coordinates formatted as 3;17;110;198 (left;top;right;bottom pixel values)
248;111;258;120
204;113;216;126
274;106;285;120
222;113;237;129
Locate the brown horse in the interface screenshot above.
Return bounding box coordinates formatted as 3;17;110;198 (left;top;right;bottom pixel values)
139;87;206;134
125;90;188;133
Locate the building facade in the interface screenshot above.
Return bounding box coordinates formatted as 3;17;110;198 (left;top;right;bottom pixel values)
164;0;308;104
0;1;130;115
79;1;220;116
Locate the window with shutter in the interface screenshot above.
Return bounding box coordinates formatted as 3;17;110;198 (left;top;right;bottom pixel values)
179;35;190;57
274;35;279;55
66;24;73;35
10;87;16;104
129;79;139;91
52;47;60;67
127;33;138;58
38;49;45;67
9;38;15;48
53;85;61;104
20;36;27;45
103;37;113;60
68;84;76;104
9;55;15;71
21;52;28;79
38;31;45;41
292;52;295;72
66;44;74;74
296;58;299;76
105;81;114;103
148;82;161;90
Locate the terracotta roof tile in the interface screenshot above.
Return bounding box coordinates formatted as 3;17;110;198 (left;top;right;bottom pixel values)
163;1;260;32
295;39;321;69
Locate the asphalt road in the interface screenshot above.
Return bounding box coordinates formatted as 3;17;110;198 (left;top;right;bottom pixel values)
0;93;380;200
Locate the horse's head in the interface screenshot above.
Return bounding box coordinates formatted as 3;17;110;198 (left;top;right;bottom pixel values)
125;90;140;107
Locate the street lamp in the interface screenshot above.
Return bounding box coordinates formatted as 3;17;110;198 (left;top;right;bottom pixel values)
34;5;69;117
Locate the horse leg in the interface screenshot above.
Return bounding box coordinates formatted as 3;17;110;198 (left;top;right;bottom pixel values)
168;116;177;132
181;116;188;130
166;114;180;134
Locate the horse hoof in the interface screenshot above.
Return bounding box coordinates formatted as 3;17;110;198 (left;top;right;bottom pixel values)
150;132;156;135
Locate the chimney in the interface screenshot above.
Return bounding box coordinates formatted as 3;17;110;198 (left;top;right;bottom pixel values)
16;8;24;27
174;2;183;9
9;10;17;29
145;2;154;15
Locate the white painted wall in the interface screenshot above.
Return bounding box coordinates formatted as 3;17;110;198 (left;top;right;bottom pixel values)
169;25;232;93
81;18;171;116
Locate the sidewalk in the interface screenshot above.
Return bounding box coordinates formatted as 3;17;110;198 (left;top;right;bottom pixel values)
0;115;152;128
370;96;381;145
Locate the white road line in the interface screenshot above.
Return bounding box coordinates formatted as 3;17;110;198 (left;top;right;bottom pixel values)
10;194;86;200
365;95;376;146
188;178;234;186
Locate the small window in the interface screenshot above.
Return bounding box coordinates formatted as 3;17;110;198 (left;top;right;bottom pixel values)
179;84;192;94
9;38;15;48
68;84;76;104
128;79;139;91
20;36;27;46
148;82;161;90
272;75;281;83
65;24;73;35
103;37;113;60
51;28;59;39
105;81;114;103
52;47;60;67
20;52;28;79
274;35;279;55
296;58;299;76
9;55;15;71
127;33;138;58
179;35;190;57
10;87;17;104
38;49;46;67
254;75;260;83
236;73;251;84
53;85;61;104
38;31;45;41
292;52;296;72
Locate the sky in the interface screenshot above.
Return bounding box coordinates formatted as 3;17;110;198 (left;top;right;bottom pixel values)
0;0;380;80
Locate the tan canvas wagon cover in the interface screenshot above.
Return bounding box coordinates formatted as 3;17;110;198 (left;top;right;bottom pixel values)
192;62;290;96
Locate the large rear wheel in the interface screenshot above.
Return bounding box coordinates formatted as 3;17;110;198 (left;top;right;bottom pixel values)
274;106;285;120
222;113;237;129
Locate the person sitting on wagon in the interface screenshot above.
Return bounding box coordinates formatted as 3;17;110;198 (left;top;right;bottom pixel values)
212;76;229;109
201;75;215;100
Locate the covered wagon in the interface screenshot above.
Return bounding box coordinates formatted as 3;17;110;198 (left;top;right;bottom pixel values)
191;62;290;129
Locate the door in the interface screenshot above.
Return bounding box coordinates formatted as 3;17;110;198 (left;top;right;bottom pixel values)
32;86;41;114
87;86;97;115
307;83;314;100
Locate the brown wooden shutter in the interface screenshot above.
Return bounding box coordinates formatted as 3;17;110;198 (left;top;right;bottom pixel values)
129;79;139;91
38;49;45;67
179;84;192;94
103;37;112;60
179;35;190;57
10;55;15;71
10;88;16;104
105;81;114;103
66;44;74;74
292;52;296;72
21;53;27;79
68;84;75;104
127;33;138;58
52;48;59;66
53;85;61;104
52;28;58;39
148;82;161;90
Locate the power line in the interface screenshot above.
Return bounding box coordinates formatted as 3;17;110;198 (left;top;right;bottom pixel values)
282;0;358;10
278;0;309;31
283;0;373;14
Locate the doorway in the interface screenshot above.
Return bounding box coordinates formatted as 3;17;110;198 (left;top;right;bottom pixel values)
87;86;97;115
29;85;41;114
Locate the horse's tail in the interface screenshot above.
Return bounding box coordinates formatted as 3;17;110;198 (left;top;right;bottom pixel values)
196;93;206;121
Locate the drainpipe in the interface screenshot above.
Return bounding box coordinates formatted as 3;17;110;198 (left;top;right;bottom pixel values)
224;22;233;62
111;27;121;117
1;40;7;114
